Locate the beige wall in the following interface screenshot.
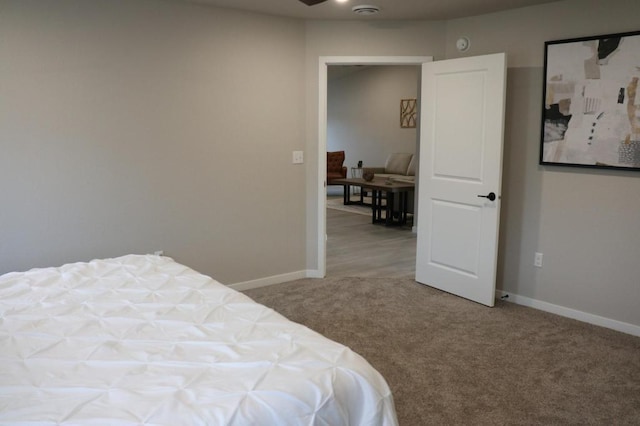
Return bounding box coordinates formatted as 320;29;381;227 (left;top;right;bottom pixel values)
2;0;639;329
328;65;419;170
305;1;640;328
0;0;307;283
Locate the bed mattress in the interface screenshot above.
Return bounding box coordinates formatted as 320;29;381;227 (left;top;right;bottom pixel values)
0;254;397;425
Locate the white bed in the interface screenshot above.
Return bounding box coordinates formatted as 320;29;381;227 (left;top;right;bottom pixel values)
0;254;397;425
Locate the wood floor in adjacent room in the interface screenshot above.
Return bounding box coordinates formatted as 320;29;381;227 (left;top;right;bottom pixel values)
326;199;416;278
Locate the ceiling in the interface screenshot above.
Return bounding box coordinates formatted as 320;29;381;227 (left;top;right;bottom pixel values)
183;0;562;21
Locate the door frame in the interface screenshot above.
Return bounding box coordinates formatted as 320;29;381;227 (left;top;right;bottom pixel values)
316;56;432;277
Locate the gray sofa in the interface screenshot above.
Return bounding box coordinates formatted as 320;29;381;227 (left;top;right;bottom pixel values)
366;153;416;183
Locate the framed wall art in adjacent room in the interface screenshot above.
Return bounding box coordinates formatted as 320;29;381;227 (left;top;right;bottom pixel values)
540;30;640;171
400;98;417;128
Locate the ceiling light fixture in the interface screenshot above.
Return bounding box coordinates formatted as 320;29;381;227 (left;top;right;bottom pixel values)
352;5;380;15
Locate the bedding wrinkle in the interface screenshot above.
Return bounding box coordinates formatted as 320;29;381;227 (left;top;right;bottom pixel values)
0;254;398;425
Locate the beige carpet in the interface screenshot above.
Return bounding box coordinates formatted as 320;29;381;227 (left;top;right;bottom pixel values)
244;277;640;425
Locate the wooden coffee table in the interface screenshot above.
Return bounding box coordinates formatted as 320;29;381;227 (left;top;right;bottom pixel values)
331;177;414;226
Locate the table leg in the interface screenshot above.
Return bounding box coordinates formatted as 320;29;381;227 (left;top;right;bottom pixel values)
404;192;408;224
372;190;378;224
370;190;376;223
342;184;350;205
386;192;395;226
376;190;386;224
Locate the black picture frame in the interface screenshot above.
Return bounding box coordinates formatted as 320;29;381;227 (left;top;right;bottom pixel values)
540;30;640;171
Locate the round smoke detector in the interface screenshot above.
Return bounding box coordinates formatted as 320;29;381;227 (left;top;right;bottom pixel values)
352;5;380;15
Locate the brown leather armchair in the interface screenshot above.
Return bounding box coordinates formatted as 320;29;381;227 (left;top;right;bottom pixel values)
327;151;347;185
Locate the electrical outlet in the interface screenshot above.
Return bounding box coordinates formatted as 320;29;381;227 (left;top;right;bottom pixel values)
154;250;164;256
534;252;543;268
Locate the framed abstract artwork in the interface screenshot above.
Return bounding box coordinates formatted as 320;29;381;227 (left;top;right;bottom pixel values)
540;30;640;170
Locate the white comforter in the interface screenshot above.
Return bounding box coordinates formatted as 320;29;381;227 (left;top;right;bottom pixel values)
0;255;397;425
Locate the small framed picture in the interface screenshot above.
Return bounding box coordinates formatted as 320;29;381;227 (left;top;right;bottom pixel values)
400;99;417;128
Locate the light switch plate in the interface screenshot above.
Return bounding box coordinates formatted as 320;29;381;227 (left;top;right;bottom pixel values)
292;150;304;164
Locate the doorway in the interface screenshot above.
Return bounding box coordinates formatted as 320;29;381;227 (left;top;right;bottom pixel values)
326;64;420;277
316;56;432;278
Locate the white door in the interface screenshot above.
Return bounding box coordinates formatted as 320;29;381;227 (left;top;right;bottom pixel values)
415;53;506;307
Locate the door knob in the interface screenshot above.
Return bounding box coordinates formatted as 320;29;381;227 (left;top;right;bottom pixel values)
477;192;496;201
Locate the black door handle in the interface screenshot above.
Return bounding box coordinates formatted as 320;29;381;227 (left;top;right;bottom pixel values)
477;192;496;201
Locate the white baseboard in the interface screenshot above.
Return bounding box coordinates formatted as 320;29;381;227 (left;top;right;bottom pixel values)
228;270;316;291
305;269;324;279
496;290;640;338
